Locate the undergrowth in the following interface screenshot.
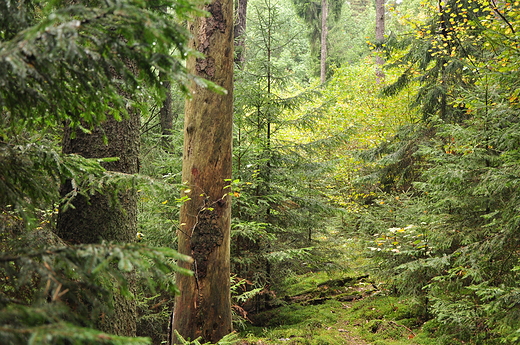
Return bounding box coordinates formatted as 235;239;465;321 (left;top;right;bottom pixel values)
234;229;474;345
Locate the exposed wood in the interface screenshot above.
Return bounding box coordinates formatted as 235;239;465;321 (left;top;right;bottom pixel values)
171;0;234;342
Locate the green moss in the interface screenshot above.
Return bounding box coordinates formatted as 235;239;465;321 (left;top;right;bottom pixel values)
281;271;355;297
242;289;434;345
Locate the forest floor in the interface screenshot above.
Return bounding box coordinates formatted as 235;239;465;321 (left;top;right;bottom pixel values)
236;272;423;345
235;236;433;345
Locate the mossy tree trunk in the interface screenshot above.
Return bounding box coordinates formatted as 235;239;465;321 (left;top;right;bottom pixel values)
171;0;234;342
56;103;140;336
56;115;139;244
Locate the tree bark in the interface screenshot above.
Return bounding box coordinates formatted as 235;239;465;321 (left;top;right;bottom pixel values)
171;0;234;342
56;110;140;336
234;0;248;68
56;57;140;335
56;115;139;244
320;0;328;83
375;0;385;82
160;77;175;152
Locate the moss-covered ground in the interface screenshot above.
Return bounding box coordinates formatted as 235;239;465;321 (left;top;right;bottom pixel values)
233;234;442;345
236;275;430;344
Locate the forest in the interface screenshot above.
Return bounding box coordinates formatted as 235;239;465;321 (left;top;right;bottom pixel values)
2;0;520;344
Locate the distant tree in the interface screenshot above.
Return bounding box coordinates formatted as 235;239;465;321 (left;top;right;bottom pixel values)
375;0;385;81
160;76;176;151
231;0;342;300
171;0;234;342
234;0;249;67
320;0;328;83
291;0;343;81
327;0;374;66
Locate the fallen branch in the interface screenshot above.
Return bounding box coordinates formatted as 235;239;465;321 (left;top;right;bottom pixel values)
387;320;416;337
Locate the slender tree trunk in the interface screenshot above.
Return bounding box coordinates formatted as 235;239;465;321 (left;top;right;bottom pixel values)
266;2;272;219
171;0;234;342
438;0;448;119
234;0;248;67
375;0;385;82
160;71;175;151
320;0;328;83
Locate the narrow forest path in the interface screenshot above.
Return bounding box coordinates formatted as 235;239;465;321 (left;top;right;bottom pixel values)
237;270;422;345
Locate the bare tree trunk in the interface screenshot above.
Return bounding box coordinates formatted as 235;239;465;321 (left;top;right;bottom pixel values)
320;0;328;83
375;0;385;82
170;0;234;342
234;0;248;68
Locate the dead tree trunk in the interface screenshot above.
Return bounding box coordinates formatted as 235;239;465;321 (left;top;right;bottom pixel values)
171;0;234;342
